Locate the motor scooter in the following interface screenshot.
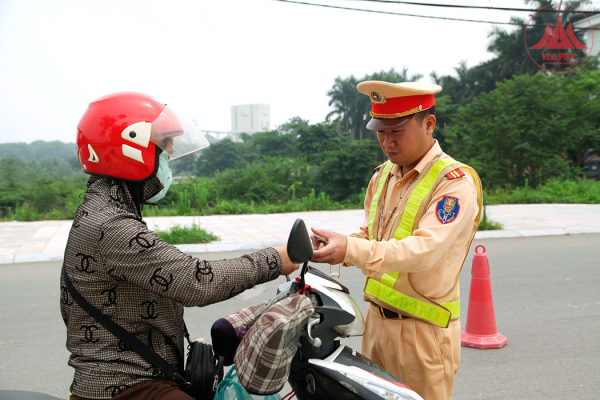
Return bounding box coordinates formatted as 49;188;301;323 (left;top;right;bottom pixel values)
277;219;423;400
0;219;423;400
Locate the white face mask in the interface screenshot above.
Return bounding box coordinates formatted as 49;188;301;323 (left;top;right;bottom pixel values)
146;151;172;203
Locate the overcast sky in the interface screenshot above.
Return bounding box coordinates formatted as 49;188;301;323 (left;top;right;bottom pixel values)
0;0;568;144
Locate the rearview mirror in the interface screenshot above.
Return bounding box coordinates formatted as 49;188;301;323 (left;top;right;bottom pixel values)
287;219;313;264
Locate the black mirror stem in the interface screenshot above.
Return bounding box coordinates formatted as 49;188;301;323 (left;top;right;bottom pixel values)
299;261;309;291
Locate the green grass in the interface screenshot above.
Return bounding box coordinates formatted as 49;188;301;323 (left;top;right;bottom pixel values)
142;189;361;218
4;177;599;222
155;223;220;245
478;216;504;231
486;178;600;204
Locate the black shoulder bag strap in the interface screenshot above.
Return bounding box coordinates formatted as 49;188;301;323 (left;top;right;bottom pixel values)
61;265;190;388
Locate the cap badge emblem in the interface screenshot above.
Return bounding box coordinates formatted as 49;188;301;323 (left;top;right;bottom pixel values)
370;91;387;104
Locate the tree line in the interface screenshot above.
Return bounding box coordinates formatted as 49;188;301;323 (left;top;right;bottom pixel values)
1;1;599;220
193;1;599;192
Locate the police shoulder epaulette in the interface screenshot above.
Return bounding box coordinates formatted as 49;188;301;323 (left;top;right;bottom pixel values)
445;168;465;180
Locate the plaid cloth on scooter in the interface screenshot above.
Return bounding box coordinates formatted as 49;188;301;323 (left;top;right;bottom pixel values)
234;294;314;395
211;300;269;366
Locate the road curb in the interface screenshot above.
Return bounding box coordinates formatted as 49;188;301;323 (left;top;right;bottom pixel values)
3;228;600;265
474;226;600;240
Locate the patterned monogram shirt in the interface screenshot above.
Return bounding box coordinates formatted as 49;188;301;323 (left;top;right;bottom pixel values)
60;177;282;399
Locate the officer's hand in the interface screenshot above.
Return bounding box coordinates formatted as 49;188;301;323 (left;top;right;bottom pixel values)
273;246;300;276
310;228;347;265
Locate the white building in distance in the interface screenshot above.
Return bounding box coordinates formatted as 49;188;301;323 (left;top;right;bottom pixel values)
230;104;270;142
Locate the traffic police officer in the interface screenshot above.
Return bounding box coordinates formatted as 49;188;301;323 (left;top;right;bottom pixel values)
312;81;483;400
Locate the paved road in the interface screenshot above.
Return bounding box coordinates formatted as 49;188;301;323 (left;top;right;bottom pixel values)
1;235;599;399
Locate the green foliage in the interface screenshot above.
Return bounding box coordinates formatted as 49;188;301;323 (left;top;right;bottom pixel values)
0;154;79;182
478;217;504;231
430;95;458;150
248;130;299;158
141;155;356;217
297;122;346;164
486;178;600;204
277;116;310;134
555;63;600;166
478;204;504;231
193;118;308;177
4;21;600;224
1;173;87;220
447;70;600;189
313;140;380;201
142;188;362;218
0;140;78;162
155;223;220;244
298;189;334;210
195;138;256;177
169;153;199;176
217;156;313;203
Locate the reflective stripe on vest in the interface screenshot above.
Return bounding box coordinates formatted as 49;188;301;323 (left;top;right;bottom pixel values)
368;161;395;241
365;279;460;326
365;157;461;327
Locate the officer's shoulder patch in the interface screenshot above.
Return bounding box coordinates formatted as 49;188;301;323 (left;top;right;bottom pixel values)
445;168;465;180
436;196;460;224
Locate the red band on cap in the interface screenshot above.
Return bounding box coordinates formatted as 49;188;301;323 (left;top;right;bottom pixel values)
372;94;435;116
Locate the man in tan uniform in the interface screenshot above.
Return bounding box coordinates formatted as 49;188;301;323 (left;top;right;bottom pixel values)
312;81;482;400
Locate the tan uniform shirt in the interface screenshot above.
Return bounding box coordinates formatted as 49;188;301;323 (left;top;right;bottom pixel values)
343;141;479;299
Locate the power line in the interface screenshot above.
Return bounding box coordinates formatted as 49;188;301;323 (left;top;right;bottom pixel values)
272;0;595;28
345;0;600;14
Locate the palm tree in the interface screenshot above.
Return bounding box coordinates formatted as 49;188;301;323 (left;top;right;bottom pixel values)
326;68;423;140
326;76;357;134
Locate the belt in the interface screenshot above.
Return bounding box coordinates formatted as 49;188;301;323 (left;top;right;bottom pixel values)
372;304;411;320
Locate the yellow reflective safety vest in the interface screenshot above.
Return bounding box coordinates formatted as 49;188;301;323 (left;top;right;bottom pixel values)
364;156;483;328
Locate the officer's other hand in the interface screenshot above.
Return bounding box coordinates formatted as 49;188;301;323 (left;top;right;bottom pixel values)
273;246;300;276
310;228;347;265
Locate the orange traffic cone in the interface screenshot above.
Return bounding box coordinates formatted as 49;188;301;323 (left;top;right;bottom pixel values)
461;245;507;349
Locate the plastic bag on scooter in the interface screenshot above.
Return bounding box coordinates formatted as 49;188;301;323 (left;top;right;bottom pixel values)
234;294;314;395
215;366;281;400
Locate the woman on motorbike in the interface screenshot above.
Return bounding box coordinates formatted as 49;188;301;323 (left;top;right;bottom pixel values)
61;92;298;400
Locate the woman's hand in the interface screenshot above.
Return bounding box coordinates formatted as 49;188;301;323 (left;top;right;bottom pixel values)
273;246;300;276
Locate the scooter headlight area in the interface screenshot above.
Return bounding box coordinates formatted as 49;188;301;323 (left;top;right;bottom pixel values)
351;374;423;400
309;360;425;400
300;270;365;337
322;287;366;337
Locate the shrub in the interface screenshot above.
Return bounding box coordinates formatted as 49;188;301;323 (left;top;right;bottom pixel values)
477;204;504;231
313;140;380;202
155;223;220;244
486;178;600;204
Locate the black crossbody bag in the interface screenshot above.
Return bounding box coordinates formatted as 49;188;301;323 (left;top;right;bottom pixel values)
62;266;224;399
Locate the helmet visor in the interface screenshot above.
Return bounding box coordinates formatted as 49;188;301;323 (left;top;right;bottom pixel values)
150;105;210;160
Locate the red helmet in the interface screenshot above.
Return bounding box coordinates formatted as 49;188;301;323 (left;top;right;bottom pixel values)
76;92;209;181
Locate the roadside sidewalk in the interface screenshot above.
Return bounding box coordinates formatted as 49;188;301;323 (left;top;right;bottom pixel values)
1;204;599;264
